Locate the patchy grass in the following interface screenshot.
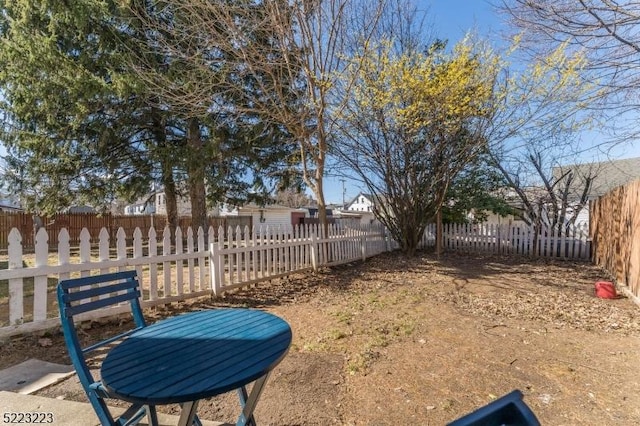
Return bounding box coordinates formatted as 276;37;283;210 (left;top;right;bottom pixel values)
3;251;640;425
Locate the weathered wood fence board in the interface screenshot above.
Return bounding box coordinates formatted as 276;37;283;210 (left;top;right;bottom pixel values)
0;212;252;251
591;179;640;303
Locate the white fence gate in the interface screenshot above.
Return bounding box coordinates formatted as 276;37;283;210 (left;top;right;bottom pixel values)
0;221;588;337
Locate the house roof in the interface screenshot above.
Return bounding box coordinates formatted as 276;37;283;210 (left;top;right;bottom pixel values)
552;156;640;199
347;192;373;205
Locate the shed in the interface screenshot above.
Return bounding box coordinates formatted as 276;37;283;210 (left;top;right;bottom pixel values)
222;204;308;229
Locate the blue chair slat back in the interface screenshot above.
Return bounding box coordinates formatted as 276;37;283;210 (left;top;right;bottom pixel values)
446;390;540;426
58;270;146;329
57;270;149;426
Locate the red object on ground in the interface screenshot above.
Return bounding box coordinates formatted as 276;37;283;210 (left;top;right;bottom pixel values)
595;281;617;299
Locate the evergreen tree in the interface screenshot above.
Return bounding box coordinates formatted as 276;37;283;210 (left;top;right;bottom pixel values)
0;0;297;231
0;0;178;219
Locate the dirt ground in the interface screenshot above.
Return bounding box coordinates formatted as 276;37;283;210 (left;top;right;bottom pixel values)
2;251;640;425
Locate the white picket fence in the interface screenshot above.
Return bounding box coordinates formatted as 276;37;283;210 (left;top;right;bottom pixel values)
0;220;589;337
0;223;387;337
419;222;591;259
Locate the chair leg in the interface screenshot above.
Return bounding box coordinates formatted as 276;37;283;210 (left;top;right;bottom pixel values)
236;373;271;426
116;404;152;426
87;392;118;426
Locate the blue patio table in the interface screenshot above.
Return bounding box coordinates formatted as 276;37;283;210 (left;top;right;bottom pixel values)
100;309;292;426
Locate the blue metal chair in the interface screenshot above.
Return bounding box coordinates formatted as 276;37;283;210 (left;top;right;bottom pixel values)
57;270;158;426
447;390;540;426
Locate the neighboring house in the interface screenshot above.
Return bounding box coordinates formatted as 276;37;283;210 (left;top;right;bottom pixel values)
220;203;308;229
552;156;640;227
124;188;218;217
553;156;640;199
480;157;640;228
332;209;377;226
345;192;374;212
154;190;196;217
124;198;156;216
468;186;547;227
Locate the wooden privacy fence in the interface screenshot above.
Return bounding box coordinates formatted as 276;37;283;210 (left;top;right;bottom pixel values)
0;222;386;337
590;179;640;302
0;212;252;251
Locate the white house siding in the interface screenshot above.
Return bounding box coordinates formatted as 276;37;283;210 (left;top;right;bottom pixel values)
155;193;193;217
480;212;523;226
481;208;590;231
219;204;308;229
574;205;590;229
249;210;294;229
124;203;155;215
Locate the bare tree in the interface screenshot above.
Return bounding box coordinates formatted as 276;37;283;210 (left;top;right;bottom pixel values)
129;0;386;229
498;0;640;141
482;37;602;254
491;133;596;253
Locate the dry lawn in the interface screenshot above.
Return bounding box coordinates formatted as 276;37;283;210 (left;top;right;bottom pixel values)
2;250;639;425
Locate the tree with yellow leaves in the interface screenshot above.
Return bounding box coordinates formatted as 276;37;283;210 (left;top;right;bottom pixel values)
336;37;500;255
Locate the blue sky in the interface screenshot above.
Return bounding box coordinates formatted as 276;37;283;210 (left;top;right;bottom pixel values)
323;0;640;205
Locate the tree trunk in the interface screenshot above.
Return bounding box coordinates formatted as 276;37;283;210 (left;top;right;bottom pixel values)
162;170;179;240
186;117;208;236
532;222;541;258
151;108;179;242
436;208;443;259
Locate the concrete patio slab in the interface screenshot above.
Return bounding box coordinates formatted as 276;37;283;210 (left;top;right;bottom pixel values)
0;359;74;394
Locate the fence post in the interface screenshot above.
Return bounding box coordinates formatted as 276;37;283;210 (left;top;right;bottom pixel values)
8;228;23;325
210;241;222;296
148;227;158;300
361;233;367;262
33;228;49;322
310;232;318;272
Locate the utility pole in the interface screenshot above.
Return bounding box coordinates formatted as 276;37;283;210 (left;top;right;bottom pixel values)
340;179;346;210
